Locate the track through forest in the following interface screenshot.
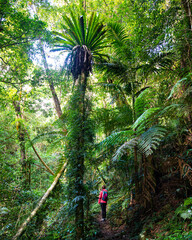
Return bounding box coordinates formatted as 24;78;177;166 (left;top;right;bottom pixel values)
96;215;131;240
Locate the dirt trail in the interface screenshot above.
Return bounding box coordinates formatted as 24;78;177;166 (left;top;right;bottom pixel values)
96;215;130;240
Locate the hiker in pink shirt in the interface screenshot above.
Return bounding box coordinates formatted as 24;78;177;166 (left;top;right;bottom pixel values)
98;185;108;221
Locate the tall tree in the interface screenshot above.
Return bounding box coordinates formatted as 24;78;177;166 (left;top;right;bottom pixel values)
53;10;107;239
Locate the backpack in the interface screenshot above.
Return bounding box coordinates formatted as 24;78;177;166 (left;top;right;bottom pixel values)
102;190;108;201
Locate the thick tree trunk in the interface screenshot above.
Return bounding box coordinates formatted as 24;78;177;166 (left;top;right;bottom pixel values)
13;100;30;189
12;162;67;240
75;72;87;240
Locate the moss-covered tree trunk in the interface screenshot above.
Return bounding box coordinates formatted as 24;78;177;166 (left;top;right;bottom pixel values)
66;71;92;240
75;73;86;240
13;100;30;190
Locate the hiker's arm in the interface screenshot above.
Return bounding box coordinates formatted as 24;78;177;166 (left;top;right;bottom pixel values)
98;191;102;204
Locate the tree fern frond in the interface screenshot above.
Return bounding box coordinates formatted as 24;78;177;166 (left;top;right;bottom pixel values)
158;103;187;117
183;86;192;100
112;138;138;161
138;125;167;157
96;130;134;152
168;73;192;99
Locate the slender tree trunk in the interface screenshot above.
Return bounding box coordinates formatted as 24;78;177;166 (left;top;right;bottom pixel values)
49;82;63;118
134;146;139;202
180;0;192;74
13;100;30;189
131;81;140;201
39;41;63;118
181;0;192;30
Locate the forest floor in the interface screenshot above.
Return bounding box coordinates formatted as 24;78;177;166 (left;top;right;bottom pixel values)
96;215;132;240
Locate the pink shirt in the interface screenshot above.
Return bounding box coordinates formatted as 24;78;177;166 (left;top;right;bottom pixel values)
98;189;108;204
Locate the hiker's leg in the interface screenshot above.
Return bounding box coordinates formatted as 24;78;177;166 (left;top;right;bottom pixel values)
103;203;106;219
100;203;105;219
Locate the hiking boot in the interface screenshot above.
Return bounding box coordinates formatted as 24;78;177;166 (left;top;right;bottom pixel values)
101;218;105;222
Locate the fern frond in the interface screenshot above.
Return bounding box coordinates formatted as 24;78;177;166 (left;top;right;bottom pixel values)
168;73;192;99
158;103;188;118
138;125;167;157
96;130;134;152
112;138;138;161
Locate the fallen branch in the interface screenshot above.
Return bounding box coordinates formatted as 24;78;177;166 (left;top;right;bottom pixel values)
12;162;67;240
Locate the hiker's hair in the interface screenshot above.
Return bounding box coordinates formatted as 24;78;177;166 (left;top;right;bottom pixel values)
102;185;106;189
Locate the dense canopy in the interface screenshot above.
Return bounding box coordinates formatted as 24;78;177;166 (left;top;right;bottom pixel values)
1;0;192;239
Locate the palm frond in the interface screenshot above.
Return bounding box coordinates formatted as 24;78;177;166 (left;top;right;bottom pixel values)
96;61;128;81
46;136;66;154
138;52;174;77
31;131;65;145
134;88;156;118
132;107;160;133
107;22;132;61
